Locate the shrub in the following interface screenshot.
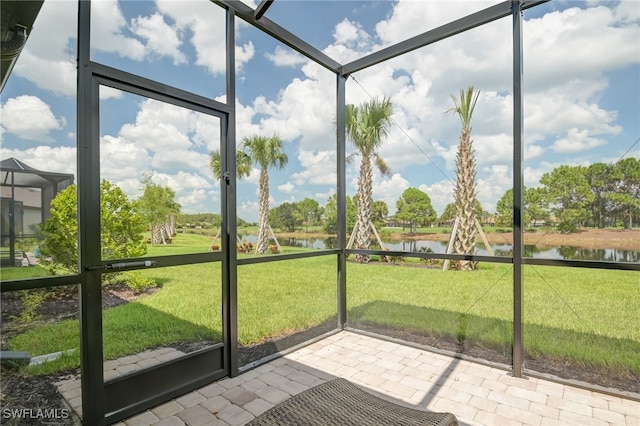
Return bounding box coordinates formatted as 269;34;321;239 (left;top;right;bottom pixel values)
381;247;405;263
122;272;159;293
418;247;442;267
268;244;280;254
557;221;578;234
40;181;147;275
16;290;47;323
237;242;254;254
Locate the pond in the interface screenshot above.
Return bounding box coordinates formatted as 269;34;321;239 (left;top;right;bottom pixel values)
240;235;639;263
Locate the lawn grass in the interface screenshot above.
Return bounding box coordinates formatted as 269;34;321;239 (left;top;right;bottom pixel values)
347;262;640;374
0;265;52;280
3;233;639;380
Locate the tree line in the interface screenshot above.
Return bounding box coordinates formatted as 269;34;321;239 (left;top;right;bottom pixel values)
270;157;640;234
494;159;640;231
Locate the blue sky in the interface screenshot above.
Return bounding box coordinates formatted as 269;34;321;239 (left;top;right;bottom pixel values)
1;0;639;223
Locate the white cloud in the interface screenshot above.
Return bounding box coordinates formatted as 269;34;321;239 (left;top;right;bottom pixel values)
525;86;622;137
373;173;410;213
239;200;259;222
130;13;187;65
1;96;65;142
100;86;124;100
115;99;216;172
242;168;261;185
90;0;146;60
244;74;336;149
99;135;153;183
551;128;608;153
278;182;295;193
14;0;188;97
265;46;307;67
374;1;495;48
418;180;454;216
0;145;76;177
13;0;77;97
333;18;371;48
477;165;512;213
156;0;254;74
153;171;214;195
178;189;216;214
291;150;336;185
524;5;640;92
525;144;545;160
315;187;335;200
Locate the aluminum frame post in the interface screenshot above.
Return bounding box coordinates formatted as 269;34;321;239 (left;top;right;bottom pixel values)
224;8;239;377
77;0;106;423
336;74;347;328
512;0;524;379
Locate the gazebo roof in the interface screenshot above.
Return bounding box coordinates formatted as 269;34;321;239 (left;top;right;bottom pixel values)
0;157;74;189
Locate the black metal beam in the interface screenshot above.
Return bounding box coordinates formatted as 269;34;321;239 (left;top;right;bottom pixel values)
0;274;80;292
342;0;550;75
211;0;342;74
523;258;640;271
92;62;231;115
254;0;274;20
237;250;339;266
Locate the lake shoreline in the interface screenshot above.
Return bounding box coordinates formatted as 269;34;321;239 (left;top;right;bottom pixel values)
272;228;640;251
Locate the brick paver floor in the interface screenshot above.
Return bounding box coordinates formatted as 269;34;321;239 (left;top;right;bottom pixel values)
60;331;640;425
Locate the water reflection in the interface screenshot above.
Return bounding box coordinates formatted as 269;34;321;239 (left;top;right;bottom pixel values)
240;234;638;262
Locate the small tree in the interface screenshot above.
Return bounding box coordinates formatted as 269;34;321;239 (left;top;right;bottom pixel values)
540;165;594;231
610;158;640;229
40;180;147;274
269;202;297;232
372;200;389;229
395;187;437;232
136;173;181;244
439;203;457;226
296;198;321;232
322;194;356;234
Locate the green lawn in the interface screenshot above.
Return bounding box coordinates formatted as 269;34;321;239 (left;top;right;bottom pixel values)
3;233;639;380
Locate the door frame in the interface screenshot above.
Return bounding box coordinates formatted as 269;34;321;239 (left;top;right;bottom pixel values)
78;60;234;424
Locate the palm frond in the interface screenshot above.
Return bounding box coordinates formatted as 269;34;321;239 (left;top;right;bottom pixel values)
209;150;222;179
374;154;391;177
446;86;480;129
346;152;359;165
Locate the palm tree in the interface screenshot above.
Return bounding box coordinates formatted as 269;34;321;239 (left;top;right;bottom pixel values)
211;136;288;254
346;97;394;262
447;87;480;270
210;136;288;254
209;149;252;181
242;134;288;254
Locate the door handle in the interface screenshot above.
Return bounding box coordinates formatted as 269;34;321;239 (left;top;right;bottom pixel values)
85;260;157;271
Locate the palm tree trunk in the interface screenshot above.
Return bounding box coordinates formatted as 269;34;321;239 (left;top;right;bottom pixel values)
355;154;373;262
454;128;478;270
151;224;162;245
168;214;176;236
256;168;270;254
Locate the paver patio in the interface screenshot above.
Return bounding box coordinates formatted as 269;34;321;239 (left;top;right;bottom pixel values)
58;331;640;425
